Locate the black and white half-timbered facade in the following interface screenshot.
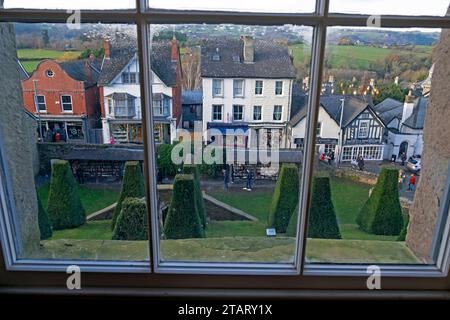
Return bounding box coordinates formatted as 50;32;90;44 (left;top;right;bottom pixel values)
341;105;386;161
289;94;387;161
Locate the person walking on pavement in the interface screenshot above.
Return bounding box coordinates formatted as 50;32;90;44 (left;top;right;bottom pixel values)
223;165;230;190
243;167;253;191
401;152;407;166
408;173;416;191
357;155;365;171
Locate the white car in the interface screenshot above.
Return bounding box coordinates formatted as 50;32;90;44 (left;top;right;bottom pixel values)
406;157;421;173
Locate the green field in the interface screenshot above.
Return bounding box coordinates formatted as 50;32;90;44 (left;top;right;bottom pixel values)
18;49;83;73
290;44;432;71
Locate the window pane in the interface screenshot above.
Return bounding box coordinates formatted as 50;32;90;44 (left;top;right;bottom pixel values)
152;23;313;266
3;0;135;9
0;22;149;263
330;0;449;16
302;26;450;265
148;0;316;13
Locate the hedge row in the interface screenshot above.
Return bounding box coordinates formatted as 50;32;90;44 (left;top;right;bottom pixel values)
37;191;52;240
183;164;207;228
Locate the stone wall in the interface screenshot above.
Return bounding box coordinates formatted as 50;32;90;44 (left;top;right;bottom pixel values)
406;22;450;262
0;18;40;256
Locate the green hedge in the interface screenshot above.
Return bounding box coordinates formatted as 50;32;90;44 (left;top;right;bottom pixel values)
268;164;300;233
397;214;410;241
286;205;299;237
356;167;404;235
47;160;85;230
306;177;341;239
163;174;204;239
112;197;148;240
37;191;52;240
183;164;207;228
111;161;145;230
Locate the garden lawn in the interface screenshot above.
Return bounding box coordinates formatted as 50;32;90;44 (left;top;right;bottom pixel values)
18;49;83;73
51;220;112;240
38;183;120;215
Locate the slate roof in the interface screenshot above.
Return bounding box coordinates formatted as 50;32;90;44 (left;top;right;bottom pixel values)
201;38;296;79
59;58;102;88
105;92;137;100
289;94;376;128
97;41;177;87
403;97;429;130
373;98;403;125
182;89;203;105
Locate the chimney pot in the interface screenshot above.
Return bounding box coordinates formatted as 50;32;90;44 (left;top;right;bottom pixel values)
103;39;111;59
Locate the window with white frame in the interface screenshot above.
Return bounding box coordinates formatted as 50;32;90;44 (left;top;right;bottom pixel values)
255;80;263;95
273;105;282;121
0;1;449;295
36;95;46;112
212;104;223;121
122;72;138;84
233;105;243;121
358;120;370;139
275;80;283;95
61;95;73;112
253;105;262;121
233;79;244;97
212;79;223;97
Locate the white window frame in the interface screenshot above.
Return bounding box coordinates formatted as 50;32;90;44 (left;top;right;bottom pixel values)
35;95;46;112
0;0;450;293
212;104;223;121
212;79;223;97
273;105;282;121
60;95;73;112
253;105;262;121
233;104;244;121
255;80;263;95
275;80;283;95
233;79;244;97
358;120;370;139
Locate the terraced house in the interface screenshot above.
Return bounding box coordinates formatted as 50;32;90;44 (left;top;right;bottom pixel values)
201;36;296;149
98;37;182;144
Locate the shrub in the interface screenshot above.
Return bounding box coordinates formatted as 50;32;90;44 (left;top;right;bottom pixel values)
111;161;145;230
397;214;410;241
112;197;148;240
268;164;300;233
47;160;85;230
286;205;299;237
356;167;404;235
183;164;207;228
306;177;341;239
157;143;182;178
163;174;204;239
37;191;52;240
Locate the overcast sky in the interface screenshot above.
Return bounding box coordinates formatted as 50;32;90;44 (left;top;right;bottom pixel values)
3;0;449;15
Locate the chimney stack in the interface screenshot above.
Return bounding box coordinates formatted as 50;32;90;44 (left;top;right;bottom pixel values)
241;35;254;63
171;36;178;62
103;39;111;59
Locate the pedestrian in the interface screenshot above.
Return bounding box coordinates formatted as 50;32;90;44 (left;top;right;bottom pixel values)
401;152;407;166
72;161;84;184
243;168;253;191
223;165;230;190
408;173;416;191
329;150;335;165
398;169;405;191
357;155;365;171
230;164;235;184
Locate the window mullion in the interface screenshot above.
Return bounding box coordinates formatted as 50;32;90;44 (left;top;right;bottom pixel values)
136;0;157;273
296;0;330;274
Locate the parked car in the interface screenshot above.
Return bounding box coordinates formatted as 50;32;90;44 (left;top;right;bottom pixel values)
406;157;422;173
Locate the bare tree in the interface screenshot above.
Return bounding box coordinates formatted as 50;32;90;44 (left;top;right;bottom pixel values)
182;48;201;90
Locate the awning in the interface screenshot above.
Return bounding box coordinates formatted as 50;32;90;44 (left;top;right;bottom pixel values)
207;122;249;134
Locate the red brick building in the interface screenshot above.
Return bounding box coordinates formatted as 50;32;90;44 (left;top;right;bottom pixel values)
21;58;102;143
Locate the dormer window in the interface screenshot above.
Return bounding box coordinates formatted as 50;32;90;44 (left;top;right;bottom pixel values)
232;55;240;62
212;54;220;61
